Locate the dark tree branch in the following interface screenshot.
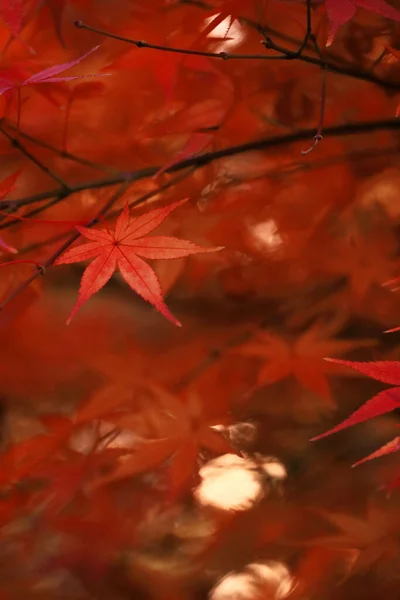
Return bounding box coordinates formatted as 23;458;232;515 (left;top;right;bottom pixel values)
74;20;400;91
2;121;122;175
0;180;132;313
2;118;400;212
301;34;328;154
74;20;281;60
0;125;71;190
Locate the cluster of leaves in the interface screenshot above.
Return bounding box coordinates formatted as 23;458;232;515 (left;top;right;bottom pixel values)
2;1;400;600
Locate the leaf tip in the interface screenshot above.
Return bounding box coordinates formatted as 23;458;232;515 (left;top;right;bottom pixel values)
384;327;400;333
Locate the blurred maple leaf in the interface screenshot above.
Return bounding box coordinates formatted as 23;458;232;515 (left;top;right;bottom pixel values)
55;199;223;326
0;0;24;37
328;235;396;300
323;0;400;46
233;320;375;402
111;49;219;102
94;383;233;495
29;446;130;515
308;505;400;573
0;416;72;485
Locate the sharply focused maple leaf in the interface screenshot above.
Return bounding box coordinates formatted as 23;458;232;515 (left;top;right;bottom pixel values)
233;321;375;402
55;199;223;326
311;360;400;481
311;360;400;440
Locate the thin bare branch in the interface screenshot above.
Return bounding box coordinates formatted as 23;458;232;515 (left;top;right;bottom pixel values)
2;118;400;212
2;121;122;175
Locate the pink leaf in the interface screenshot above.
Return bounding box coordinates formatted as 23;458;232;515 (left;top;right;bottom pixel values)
23;46;101;85
325;0;400;46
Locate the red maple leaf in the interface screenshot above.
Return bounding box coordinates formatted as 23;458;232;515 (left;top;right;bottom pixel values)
311;360;400;440
311;360;400;481
55;199;223;326
307;504;400;573
94;384;233;496
232;321;375;402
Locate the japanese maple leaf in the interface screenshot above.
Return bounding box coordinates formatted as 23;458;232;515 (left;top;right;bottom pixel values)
55;199;223;326
0;416;72;485
29;447;129;515
308;505;400;573
0;45;105;97
233;321;375;402
324;0;400;46
311;360;400;440
94;384;233;495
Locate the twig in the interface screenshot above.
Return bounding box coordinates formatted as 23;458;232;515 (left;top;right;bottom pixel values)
2;121;122;175
2;118;400;212
1;166;195;237
0;180;132;313
259;39;400;91
74;20;286;61
0;196;75;231
0;125;71;190
74;19;400;91
302;34;328;155
260;0;312;59
0;167;197;308
0;259;45;273
173;319;271;392
12;141;394;264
